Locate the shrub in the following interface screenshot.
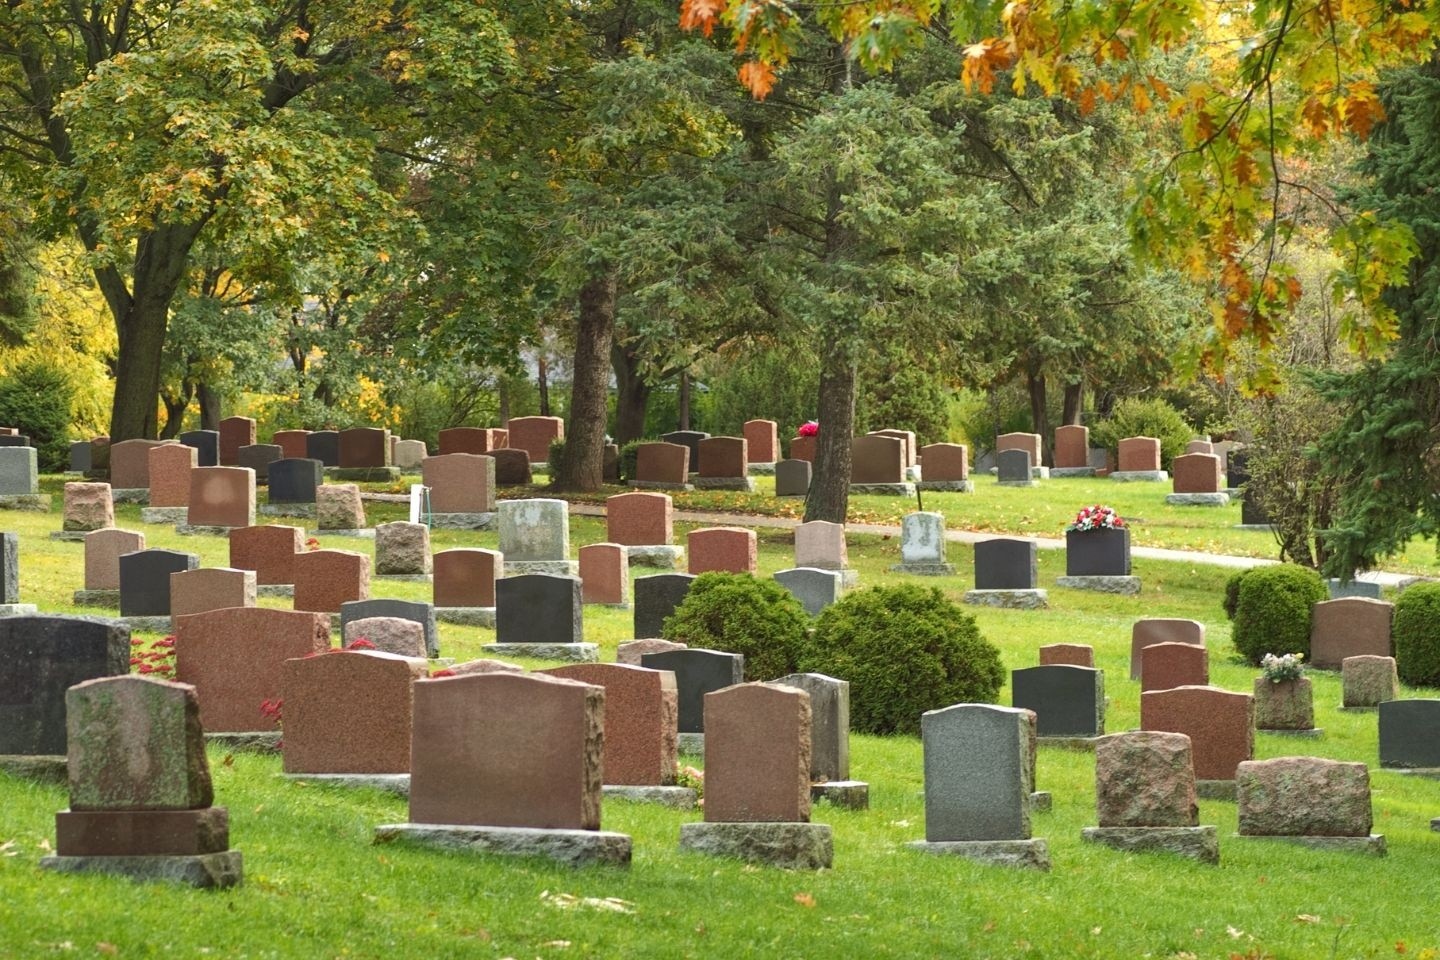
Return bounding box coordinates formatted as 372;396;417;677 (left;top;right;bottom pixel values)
800;585;1004;735
1394;583;1440;688
661;573;811;681
1230;564;1327;665
0;359;74;471
618;440;646;483
1222;569;1250;620
1091;396;1195;467
547;437;566;477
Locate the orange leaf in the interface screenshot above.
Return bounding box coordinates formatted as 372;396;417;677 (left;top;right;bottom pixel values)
679;0;724;38
1342;82;1385;139
738;60;776;101
793;892;816;908
1233;152;1261;186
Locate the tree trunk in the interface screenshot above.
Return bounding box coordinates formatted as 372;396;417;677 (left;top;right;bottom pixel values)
677;369;691;431
158;382;192;439
554;272;616;492
1027;367;1051;466
537;355;551;416
804;338;857;523
197;380;221;431
1062;381;1084;425
612;340;651;443
498;378;511;424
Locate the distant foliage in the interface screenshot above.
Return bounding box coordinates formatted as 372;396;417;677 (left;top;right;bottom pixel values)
856;344;951;446
661;573;811;680
705;345;818;439
0;360;74;471
1230;564;1327;665
1091;396;1194;466
1393;583;1440;688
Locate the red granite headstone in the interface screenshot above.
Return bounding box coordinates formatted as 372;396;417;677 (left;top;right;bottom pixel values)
606;492;673;546
697;437;747;478
688;527;757;575
281;650;427;774
542;663;677;786
272;430;311;460
1310;597;1394;669
635;443;688;484
1130;618;1206;680
1118;436;1162;472
292;549;371;613
579;543;628;605
109;439;169;490
703;683;811;822
997;432;1042;466
1039;643;1095;667
84;528;145;590
218;417;256;467
433;548;501;608
1054;425;1089;469
918;443;968;481
147;444;198;508
503;416;564;464
743;420;778;463
1140;642;1209;692
228;524;304;586
338;428;390;468
421;453;495;514
1140;685;1253;782
170;567;256;618
1171;453;1223;493
187;466;255;527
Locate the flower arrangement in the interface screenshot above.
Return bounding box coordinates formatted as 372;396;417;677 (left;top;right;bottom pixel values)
797;421;819;437
1067;504;1126;532
1261;652;1305;683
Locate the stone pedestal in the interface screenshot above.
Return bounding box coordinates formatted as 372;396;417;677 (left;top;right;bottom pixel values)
40;851;243;888
374;823;631;867
72;589;120;607
626;545;683;569
1056;576;1141;595
428;512;496;530
916;480;974;493
602;785;698;810
629;480;694;492
259;504;315;519
111;488;149;504
0;754;68;782
811;781;869;810
1109;471;1168;482
1050;467;1096;478
140;507;189;524
849;482;916;496
1232;833;1385;856
1165;493;1231;506
963;589;1047;609
1253;677;1316;732
0;494;51;511
485;642;598;663
679;821;832;869
1081;826;1218;864
504;560;579;578
906;838;1050;871
436;607;497;628
890;561;956;576
284;773;410;796
327;466;401;483
692;477;757;492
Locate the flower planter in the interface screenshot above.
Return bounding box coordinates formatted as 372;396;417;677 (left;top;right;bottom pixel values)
1065;527;1131;577
1253;677;1314;730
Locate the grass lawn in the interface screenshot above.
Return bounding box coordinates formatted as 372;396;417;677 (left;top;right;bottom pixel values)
1;477;1438;958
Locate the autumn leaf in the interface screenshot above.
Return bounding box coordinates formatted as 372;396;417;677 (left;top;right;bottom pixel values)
95;945;118;957
793;892;816;908
1342;82;1385;139
679;0;725;37
738;60;776;101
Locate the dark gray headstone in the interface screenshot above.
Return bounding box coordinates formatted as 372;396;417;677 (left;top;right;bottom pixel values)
0;434;31;447
87;439;111;479
633;572;697;639
118;549;199;617
237;444;284;482
1379;699;1440;769
603;443;620;484
996;448;1033;483
920;703;1032;842
773;672;849;781
1011;665;1105;737
0;616;130;754
494;574;582;646
1227;449;1251;488
974;538;1038;590
268;458;325;504
640;648;743;733
492;448;532;486
305;431;340;467
0;532;15;604
69;441;93;473
660;431;710;472
775;459;812;497
774;567;841;616
179;430;219;467
340;598;438;658
1241;492;1270;526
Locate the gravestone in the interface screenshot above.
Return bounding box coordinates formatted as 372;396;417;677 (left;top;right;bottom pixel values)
271;430;311;460
267;458;324;506
579;543;628;606
338;428;390;468
282;650;427;775
1166;453;1228;505
1039;643;1095;667
491;448;532;486
422;453;496;524
392;439;426;471
0;532;19;608
0;616;129;756
640;648;743;737
344;617;425;658
433;548;501;626
237;444;284;483
688;527;757;575
1342;656;1398;709
1081;731;1216;863
917;443;973;491
870;429;917;469
890;512;953;575
633;573;696;639
109;439;167;492
170;568;256;618
1011;665;1105;738
1378;699;1440;769
617;638;686;665
694;437;755;491
774;459;812;497
606;492;680;567
438;427;505;455
498;498;573;575
341;598;437;659
79;528;144;602
542;663;681;790
218;417;256;466
1235;757;1383;855
1053;425;1091;473
1142;685;1254;793
743;419;779;465
996;448;1036;487
1327;578;1383;600
660;431;709;472
305;431;340;467
795;520;847;571
68;441;92;474
774;568;842;616
505;416;564;464
1140;642;1209;692
1309;597;1393;670
0;433;28;446
292;549;370;613
773;672;866;809
996;432;1042;471
315;484;366;531
118;549;199;620
633;442;690;489
61;482;114;533
850;434;907;489
1131;619;1205;680
1113;436;1167;480
86;437;111;481
965;538;1044;609
374;521;432;577
493;574;587;659
145;443;197;515
185;466;256;530
788;434;816;462
228;525;302;590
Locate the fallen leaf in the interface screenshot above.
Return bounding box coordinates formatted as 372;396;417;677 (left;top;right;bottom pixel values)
1294;915;1321;924
95;945;118;956
1227;926;1245;939
221;754;234;767
540;942;570;949
793;893;816;908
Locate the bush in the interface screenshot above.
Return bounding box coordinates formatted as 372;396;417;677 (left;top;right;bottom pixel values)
0;360;74;471
800;585;1004;735
1222;569;1249;620
661;573;812;681
1394;583;1440;688
1230;564;1327;665
1091;396;1195;467
547;437;566;477
618;440;646;483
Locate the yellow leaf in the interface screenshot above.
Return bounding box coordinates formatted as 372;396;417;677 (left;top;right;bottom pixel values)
794;892;816;908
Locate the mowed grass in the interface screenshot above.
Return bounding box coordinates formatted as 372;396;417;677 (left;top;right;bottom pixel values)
0;476;1437;958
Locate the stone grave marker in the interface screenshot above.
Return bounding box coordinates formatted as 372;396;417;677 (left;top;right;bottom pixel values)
660;430;708;472
1310;597;1393;669
305;430;340;467
1235;757;1384;855
492;574;591;661
1113;436;1166;480
491;448;532;485
774;568;842;617
340;598;436;658
315;484;366;532
109;439;167;493
61;482;113;534
640;648;743;740
438;427;505;455
170;568;256;618
688;527;757;575
870;429;917;468
1166;453;1228;505
236;443;283;483
0;531;25;610
505;416;564;464
996;448;1036;487
743;419;778;465
774;459;812;497
579;543;628;606
185;466;256;530
1011;665;1105;738
218;417;256;466
118;549;199;620
228;525;302;592
292;549;370;613
1131;619;1206;680
1140;642;1209;692
917;443;973;491
145;443;197;517
795;520;847;571
616;638;686;666
890;512;954;575
1081;731;1216;863
393;439;426;471
1342;655;1398;709
633;572;696;639
965;538;1044;609
421;453;495;524
1039;643;1095;666
850;434;906;488
68;441;92;474
542;663;683;794
374;521;432;577
606;491;681;568
338;427;390;468
281;649;427;775
498;498;573;575
433;548;501;626
266;458;324;507
0;446;43;508
633;442;690;489
1327;578;1383;600
996;432;1043;472
694;437;755;491
344;616;425;658
78;528;144;602
773;672;867;809
1053;425;1091;473
1378;699;1440;769
271;430;311;460
0;616;129;757
1141;685;1254;794
788;434;816;462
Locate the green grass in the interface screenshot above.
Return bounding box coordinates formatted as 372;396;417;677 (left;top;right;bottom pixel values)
1;476;1438;958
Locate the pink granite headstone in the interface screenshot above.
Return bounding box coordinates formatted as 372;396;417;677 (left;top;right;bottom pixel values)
688;527;757;575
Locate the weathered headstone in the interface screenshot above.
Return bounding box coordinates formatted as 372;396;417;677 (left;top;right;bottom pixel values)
315;483;366;531
498;497;570;569
1011;665;1105;738
1140;642;1209;692
281;649;427;774
890;512;954;575
374;521;432;577
292;549;370;613
1342;655;1398;709
795;520;847;570
1081;731;1216;863
344;616;426;658
0;616;129;756
340;598;437;659
170;567;256;618
218;417;256;466
62;482;114;533
118;549;199;619
1235;757;1383;854
1309;597;1393;670
633;573;696;639
687;526;757;575
393;439;427;471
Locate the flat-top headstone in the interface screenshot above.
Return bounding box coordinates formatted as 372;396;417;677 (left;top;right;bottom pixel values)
392;439;426;470
63;482;114;532
1378;699;1440;768
282;649;427;774
634;443;689;485
1053;426;1089;469
179;430;220;467
870;429;917;467
996;432;1042;466
340;599;437;659
1141;685;1253;782
794;520;846;570
315;484;366;530
1131;619;1205;680
292;549;370;613
175;607;332;732
338;427;390;468
1039;644;1095;667
688;527;757;575
0;616;130;755
218;417;256;466
237;444;284;482
543;663;678;787
1117;437;1162;472
743;420;778;463
170;567;256;618
147;443;198;508
1236;757;1373;837
996;448;1033;484
607;492;673;546
633;573;696;639
119;549;199;617
498;498;569;561
660;431;709;472
579;543;628;605
1140;642;1209;693
640;648;743;734
65;675;212;810
1185;439;1215;455
374;521;432;576
305;431;340;467
109;439;167;490
1342;655;1398;708
68;441;93;474
495;574;582;646
84;528;144;591
421;453;495;514
438;427;506;456
697;437;747;479
920;704;1032;842
919;443;968;481
774;459;812;496
268;458;324;504
409;672;603;829
271;430;311;460
187;467;255;528
433;548;501;608
974;538;1037;590
850;434;904;484
491;448;532;485
1309;597;1393;670
1011;665;1105;737
1171;453;1223;494
504;416;564;464
343;616;425;658
704;683;811;823
773;673;849;783
1094;731;1197;827
228;525;302;585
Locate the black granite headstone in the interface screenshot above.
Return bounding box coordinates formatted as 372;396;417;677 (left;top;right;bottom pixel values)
974;538;1038;590
68;441;92;473
1379;699;1440;769
0;435;30;448
1;531;17;604
338;428;389;468
237;443;284;482
305;431;340;467
1065;527;1131;576
117;549;199;617
0;616;130;754
775;459;812;497
603;443;620;484
339;598;438;658
268;458;325;504
1227;449;1251;488
491;448;532;486
660;431;710;472
179;430;220;467
1241;492;1271;526
641;648;744;733
494;574;582;646
996;448;1033;483
633;572;697;639
1011;665;1105;737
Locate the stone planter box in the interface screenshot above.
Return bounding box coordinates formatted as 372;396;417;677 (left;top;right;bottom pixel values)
1254;677;1315;731
1065;527;1131;577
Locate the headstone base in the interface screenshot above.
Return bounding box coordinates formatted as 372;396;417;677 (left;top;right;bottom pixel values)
1196;779;1236;800
629;481;694;492
257;584;295;598
626;546;684;569
72;589;120;607
916;480;975;493
428;512;496;530
110;488;150;504
1258;726;1323;738
49;530;93;542
115;615;172;633
1379;766;1440;779
40;850;244;888
259;504;315;519
906;838;1050;871
678;732;704;755
0;603;38;617
1164;493;1231;506
1432;817;1439;832
374;823;632;868
1109;471;1168;482
996;479;1038;488
314;527;375;539
484;642;598;663
1081;826;1219;864
174;524;247;537
0;494;50;511
1233;833;1386;857
888;562;956;576
693;477;757;492
679;821;833;870
1050;467;1097;478
0;754;68;783
505;560;579;577
963;589;1047;609
588;601;630;610
531;462;549;473
327;467;401;483
1234;523;1276;532
747;462;776;476
603;785;698;810
283;773;410;796
849;483;916;496
811;781;869;810
141;507;188;523
436;607;496;628
1037;736;1100;751
375;573;432;583
1338;704;1379;712
1055;575;1141;595
1224;487;1244;497
205;731;282;753
1031;791;1052;813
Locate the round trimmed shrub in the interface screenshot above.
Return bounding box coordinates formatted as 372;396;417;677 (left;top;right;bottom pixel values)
1222;569;1249;620
1230;564;1327;665
800;584;1004;736
1393;583;1440;687
1091;396;1195;467
661;573;811;681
